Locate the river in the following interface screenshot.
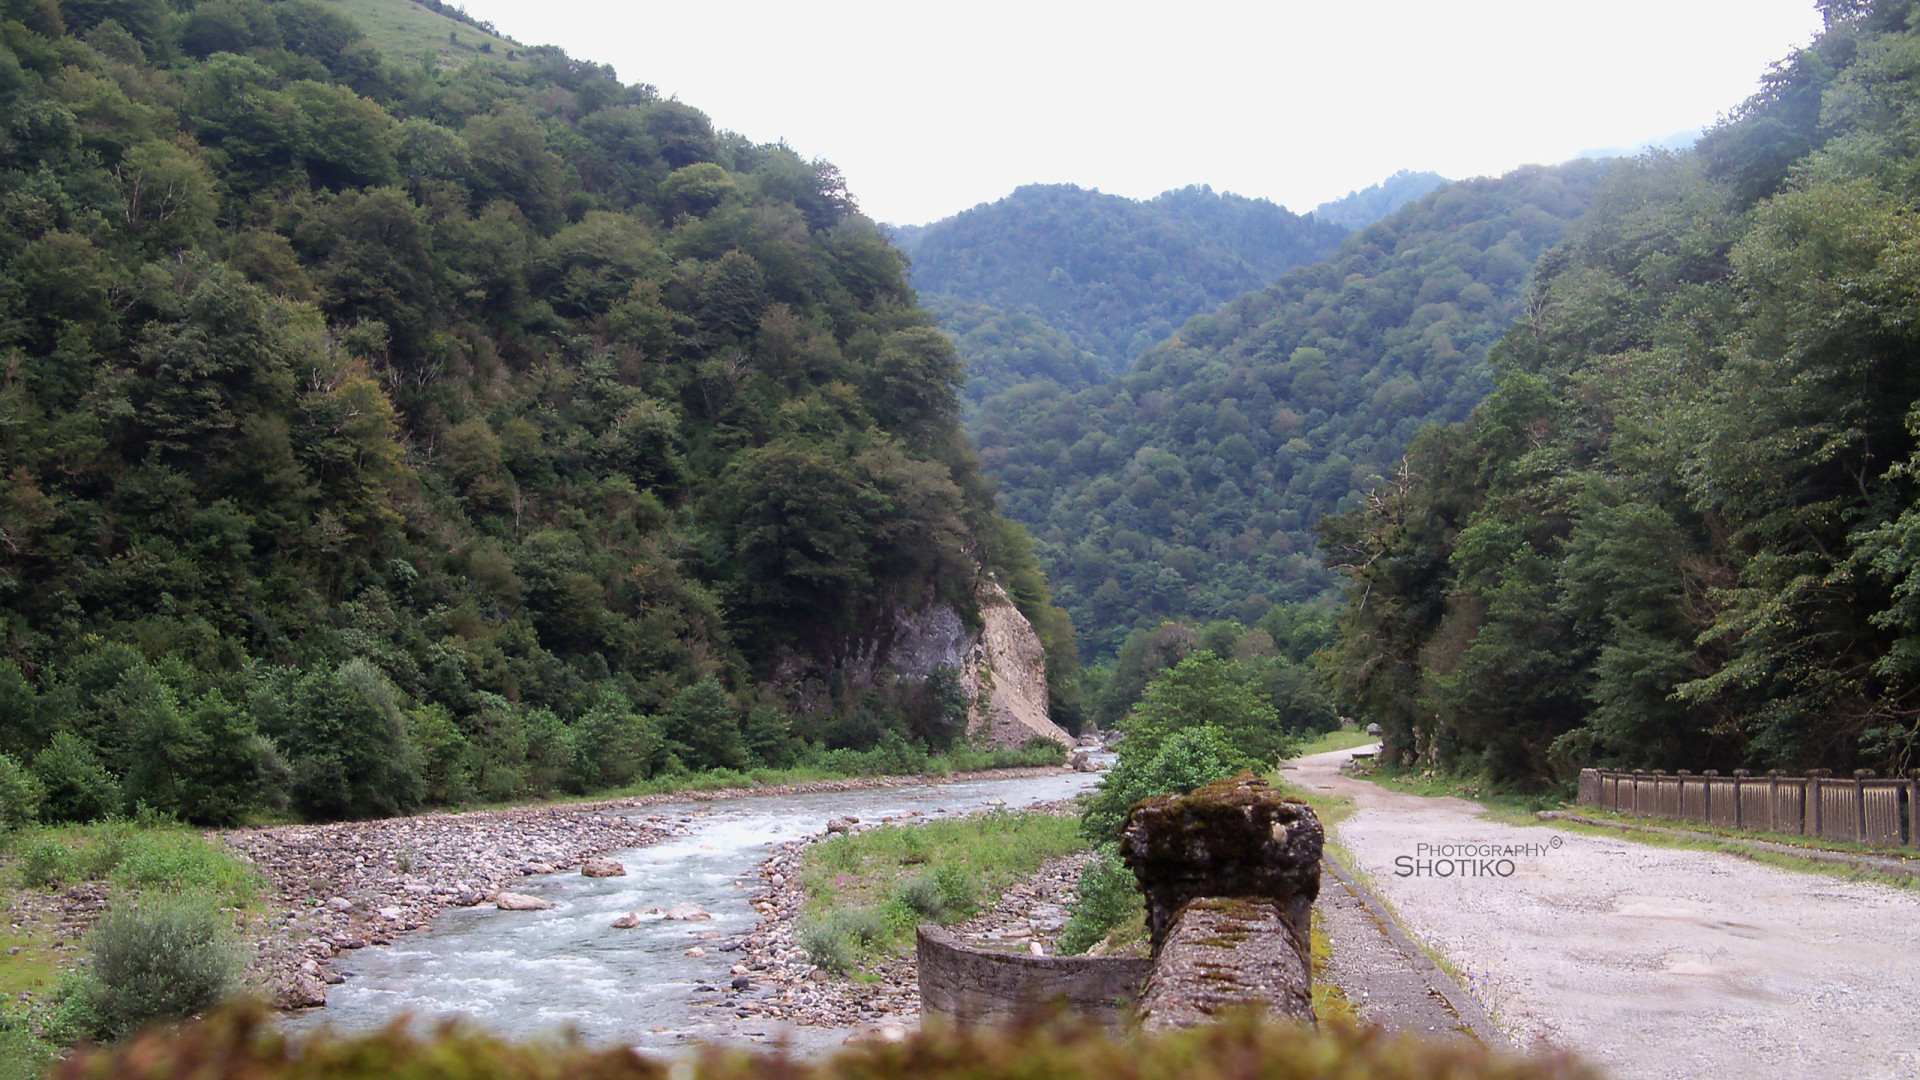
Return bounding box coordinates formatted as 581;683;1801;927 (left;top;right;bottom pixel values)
278;768;1106;1054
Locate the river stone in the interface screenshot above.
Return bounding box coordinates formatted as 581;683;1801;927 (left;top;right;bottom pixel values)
685;946;707;958
825;816;857;834
377;906;403;920
275;972;328;1009
494;892;555;911
665;902;711;920
611;912;642;929
325;896;355;912
581;857;626;877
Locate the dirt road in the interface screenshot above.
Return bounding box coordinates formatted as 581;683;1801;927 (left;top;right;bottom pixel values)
1293;746;1920;1080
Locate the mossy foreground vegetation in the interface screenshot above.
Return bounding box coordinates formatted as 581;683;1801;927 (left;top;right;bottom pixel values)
56;1007;1596;1080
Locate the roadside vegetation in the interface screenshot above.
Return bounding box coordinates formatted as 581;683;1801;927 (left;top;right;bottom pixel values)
1292;727;1377;758
1355;765;1571;816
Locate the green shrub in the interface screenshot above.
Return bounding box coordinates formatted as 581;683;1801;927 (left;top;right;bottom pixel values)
1080;724;1255;841
87;892;245;1037
42;973;114;1047
0;754;43;832
799;907;885;972
16;834;73;888
1056;843;1144;955
32;732;122;823
893;865;978;923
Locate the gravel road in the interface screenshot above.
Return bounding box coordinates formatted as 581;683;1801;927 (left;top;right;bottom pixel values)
1293;746;1920;1080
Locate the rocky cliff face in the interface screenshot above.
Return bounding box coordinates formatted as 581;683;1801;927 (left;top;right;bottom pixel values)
958;582;1071;749
769;577;1070;749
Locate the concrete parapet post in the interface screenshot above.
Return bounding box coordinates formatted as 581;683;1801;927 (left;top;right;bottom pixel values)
1120;773;1323;1030
1910;771;1920;848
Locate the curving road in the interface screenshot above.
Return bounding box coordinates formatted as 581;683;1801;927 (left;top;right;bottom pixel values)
1295;745;1920;1080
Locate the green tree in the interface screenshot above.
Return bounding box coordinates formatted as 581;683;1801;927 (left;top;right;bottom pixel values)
1122;652;1293;766
660;678;743;771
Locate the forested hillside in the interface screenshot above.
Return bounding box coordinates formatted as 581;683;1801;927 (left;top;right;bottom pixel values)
0;0;1072;825
896;184;1348;374
968;163;1608;659
1320;0;1920;782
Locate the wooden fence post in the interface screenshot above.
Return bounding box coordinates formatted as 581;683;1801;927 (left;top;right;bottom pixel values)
1733;769;1749;829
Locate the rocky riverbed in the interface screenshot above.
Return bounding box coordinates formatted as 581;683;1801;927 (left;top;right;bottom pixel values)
216;767;1077;1013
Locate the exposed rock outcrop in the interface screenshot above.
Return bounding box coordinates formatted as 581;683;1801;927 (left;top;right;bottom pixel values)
765;576;1070;750
960;582;1072;749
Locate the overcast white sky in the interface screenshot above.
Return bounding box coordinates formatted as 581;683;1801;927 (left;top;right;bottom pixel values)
455;0;1825;226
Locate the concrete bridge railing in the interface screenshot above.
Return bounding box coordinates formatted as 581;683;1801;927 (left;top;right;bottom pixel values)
1578;767;1920;847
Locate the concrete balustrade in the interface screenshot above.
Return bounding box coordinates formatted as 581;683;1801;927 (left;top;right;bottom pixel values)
1579;767;1920;846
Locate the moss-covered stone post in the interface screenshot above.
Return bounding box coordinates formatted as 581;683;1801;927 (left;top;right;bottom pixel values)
1120;773;1323;1029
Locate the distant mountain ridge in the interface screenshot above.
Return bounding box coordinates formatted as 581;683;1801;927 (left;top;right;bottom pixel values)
1310;169;1449;230
897;184;1349;373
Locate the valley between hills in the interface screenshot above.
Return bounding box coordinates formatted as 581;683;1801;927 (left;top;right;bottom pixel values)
5;1;1920;1078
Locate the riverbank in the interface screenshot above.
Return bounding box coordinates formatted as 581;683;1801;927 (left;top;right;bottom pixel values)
715;800;1094;1036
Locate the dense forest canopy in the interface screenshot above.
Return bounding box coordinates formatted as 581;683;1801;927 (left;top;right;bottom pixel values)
0;0;1075;824
966;163;1608;659
1320;0;1920;782
895;184;1349;374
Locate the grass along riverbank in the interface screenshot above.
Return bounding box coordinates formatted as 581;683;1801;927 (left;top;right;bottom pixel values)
798;810;1086;972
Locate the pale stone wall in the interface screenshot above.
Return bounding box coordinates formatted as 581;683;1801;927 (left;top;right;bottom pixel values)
915;925;1150;1027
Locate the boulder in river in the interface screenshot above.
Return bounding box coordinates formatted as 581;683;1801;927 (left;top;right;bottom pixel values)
494;892;555;911
581;857;626;877
665;902;711;921
274;972;328;1009
825;816;857;834
610;912;642;929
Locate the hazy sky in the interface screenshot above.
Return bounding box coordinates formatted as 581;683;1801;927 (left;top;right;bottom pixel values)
455;0;1825;225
